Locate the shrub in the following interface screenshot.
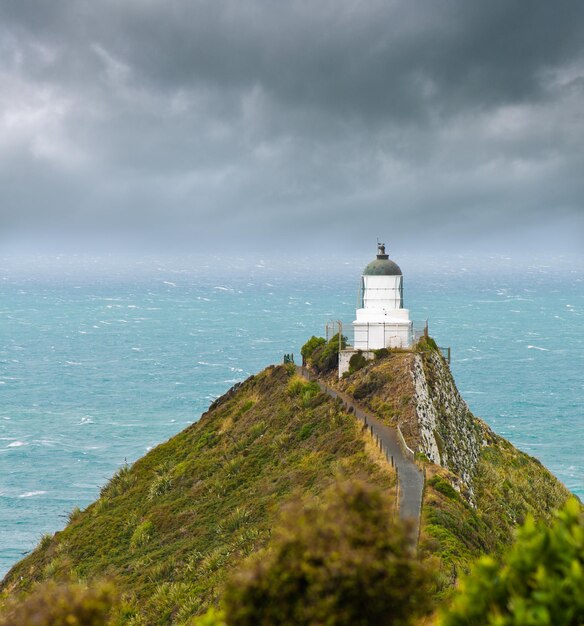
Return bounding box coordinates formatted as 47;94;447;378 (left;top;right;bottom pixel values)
248;421;267;440
287;376;306;396
223;481;435;626
149;582;203;624
239;400;254;414
417;336;438;353
352;372;389;400
302;382;321;406
441;497;584;626
348;351;368;374
300;336;326;361
148;473;173;500
298;424;314;440
200;547;231;576
428;476;460;501
222;507;252;534
0;582;117;626
147;461;174;500
309;334;348;374
38;533;53;550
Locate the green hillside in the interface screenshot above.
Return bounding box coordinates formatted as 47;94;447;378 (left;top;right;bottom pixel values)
0;342;573;624
0;364;396;624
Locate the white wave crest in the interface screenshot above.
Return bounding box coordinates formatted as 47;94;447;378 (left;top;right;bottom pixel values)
18;491;47;498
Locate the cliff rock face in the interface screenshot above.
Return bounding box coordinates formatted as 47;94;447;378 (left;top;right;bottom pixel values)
337;344;487;498
335;340;571;574
411;351;485;501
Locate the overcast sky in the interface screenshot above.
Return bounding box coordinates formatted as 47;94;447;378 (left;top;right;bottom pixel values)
1;0;583;256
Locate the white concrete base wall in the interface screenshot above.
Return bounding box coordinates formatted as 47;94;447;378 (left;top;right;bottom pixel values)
352;320;413;350
338;349;376;378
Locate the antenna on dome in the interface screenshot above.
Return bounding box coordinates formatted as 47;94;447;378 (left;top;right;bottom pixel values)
376;240;388;259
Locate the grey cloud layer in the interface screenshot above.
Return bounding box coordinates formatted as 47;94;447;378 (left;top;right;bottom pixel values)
1;0;583;251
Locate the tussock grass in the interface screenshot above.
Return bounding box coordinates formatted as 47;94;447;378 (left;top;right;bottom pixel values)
100;463;137;500
1;365;395;624
148;474;173;500
67;506;82;524
38;534;52;551
130;521;153;550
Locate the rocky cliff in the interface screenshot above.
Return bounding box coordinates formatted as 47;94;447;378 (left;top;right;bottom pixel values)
335;337;571;577
412;348;484;500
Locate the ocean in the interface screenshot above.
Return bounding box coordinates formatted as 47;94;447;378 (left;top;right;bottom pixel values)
1;253;583;578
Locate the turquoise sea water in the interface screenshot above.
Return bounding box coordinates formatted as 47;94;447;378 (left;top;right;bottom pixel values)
1;254;583;577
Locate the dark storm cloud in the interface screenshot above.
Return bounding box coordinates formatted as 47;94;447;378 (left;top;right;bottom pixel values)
1;0;583;252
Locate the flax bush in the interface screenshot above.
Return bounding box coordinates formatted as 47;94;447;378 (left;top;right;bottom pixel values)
441;497;584;626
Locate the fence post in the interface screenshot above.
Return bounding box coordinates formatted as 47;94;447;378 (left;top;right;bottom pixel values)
395;467;399;512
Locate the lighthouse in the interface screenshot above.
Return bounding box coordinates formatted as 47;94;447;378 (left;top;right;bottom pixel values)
353;243;413;350
338;243;414;376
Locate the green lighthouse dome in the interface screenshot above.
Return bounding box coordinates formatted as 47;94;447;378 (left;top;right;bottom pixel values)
363;244;402;276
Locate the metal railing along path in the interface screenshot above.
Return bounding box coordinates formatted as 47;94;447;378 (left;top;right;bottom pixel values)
296;366;424;541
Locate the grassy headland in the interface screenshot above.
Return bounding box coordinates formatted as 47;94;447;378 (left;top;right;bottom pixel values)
0;338;574;624
1;364;395;623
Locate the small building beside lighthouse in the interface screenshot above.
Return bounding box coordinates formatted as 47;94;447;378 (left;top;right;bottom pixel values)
339;243;414;376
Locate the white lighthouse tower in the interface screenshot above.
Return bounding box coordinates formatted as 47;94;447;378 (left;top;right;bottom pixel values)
338;243;413;377
352;242;413;350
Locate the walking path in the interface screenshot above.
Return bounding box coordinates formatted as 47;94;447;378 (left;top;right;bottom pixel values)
297;366;424;539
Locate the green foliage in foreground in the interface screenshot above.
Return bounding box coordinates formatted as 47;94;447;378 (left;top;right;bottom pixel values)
0;582;117;626
441;497;584;626
222;480;435;626
4;496;581;626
